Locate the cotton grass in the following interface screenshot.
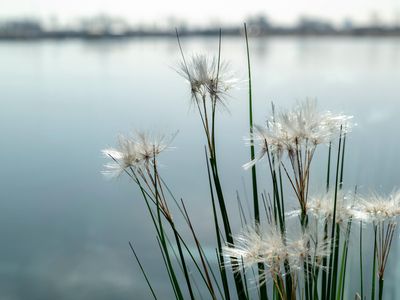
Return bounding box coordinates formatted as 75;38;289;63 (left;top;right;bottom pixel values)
102;28;399;300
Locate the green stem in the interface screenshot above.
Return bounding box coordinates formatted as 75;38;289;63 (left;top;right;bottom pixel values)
130;170;182;300
327;129;343;300
155;176;184;300
378;276;384;300
244;23;259;222
337;219;352;300
313;267;320;300
339;134;346;189
210;159;247;299
128;242;158;300
371;226;377;300
326;142;332;192
244;22;268;300
321;221;328;299
330;223;341;300
205;151;230;300
171;222;195;300
211;29;221;155
360;221;364;300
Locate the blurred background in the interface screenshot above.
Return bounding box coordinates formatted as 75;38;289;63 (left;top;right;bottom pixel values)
1;0;400;299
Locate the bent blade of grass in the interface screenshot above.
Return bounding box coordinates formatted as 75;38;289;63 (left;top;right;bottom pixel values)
129;241;158;300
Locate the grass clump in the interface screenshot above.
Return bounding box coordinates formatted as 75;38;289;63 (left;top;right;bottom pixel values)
102;25;400;300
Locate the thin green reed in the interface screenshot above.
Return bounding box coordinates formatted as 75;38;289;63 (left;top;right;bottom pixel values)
153;161;185;300
243;23;260;225
241;257;250;299
244;23;268;300
326;126;343;300
278;162;293;300
176;29;247;299
321;142;332;298
339;134;346;190
371;225;377;300
179;199;219;299
205;148;230;300
154;187;196;299
360;221;364;300
379;277;384;300
210;143;248;299
379;274;384;300
326;142;332;192
147;167;227;299
120;164;182;299
155;175;225;299
339;189;357;300
211;29;221;151
212;34;247;299
158;177;224;299
263;131;293;300
320;220;329;298
335;133;349;300
336;218;352;300
331;132;346;300
151;156;195;300
265;147;285;233
129;241;158;300
171;218;195;300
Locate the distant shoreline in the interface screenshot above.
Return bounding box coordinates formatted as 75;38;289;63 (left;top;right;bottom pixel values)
1;29;400;41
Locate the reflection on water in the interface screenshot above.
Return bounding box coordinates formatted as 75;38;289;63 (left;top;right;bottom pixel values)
0;37;399;299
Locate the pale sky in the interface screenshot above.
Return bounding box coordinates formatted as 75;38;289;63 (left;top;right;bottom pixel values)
1;0;399;26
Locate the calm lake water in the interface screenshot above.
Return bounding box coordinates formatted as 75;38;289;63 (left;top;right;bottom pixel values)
0;37;400;299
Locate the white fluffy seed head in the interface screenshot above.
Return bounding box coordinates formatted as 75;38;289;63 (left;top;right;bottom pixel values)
307;192;354;224
223;227;266;270
276;100;352;146
223;225;287;279
102;135;140;178
134;131;173;164
243;100;353;169
224;223;331;286
178;53;237;107
352;190;400;222
102;131;175;177
286;231;331;271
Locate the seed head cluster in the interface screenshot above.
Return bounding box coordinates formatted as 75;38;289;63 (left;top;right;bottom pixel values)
244;100;353;169
178;53;237;107
224;225;330;283
102;131;173;178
